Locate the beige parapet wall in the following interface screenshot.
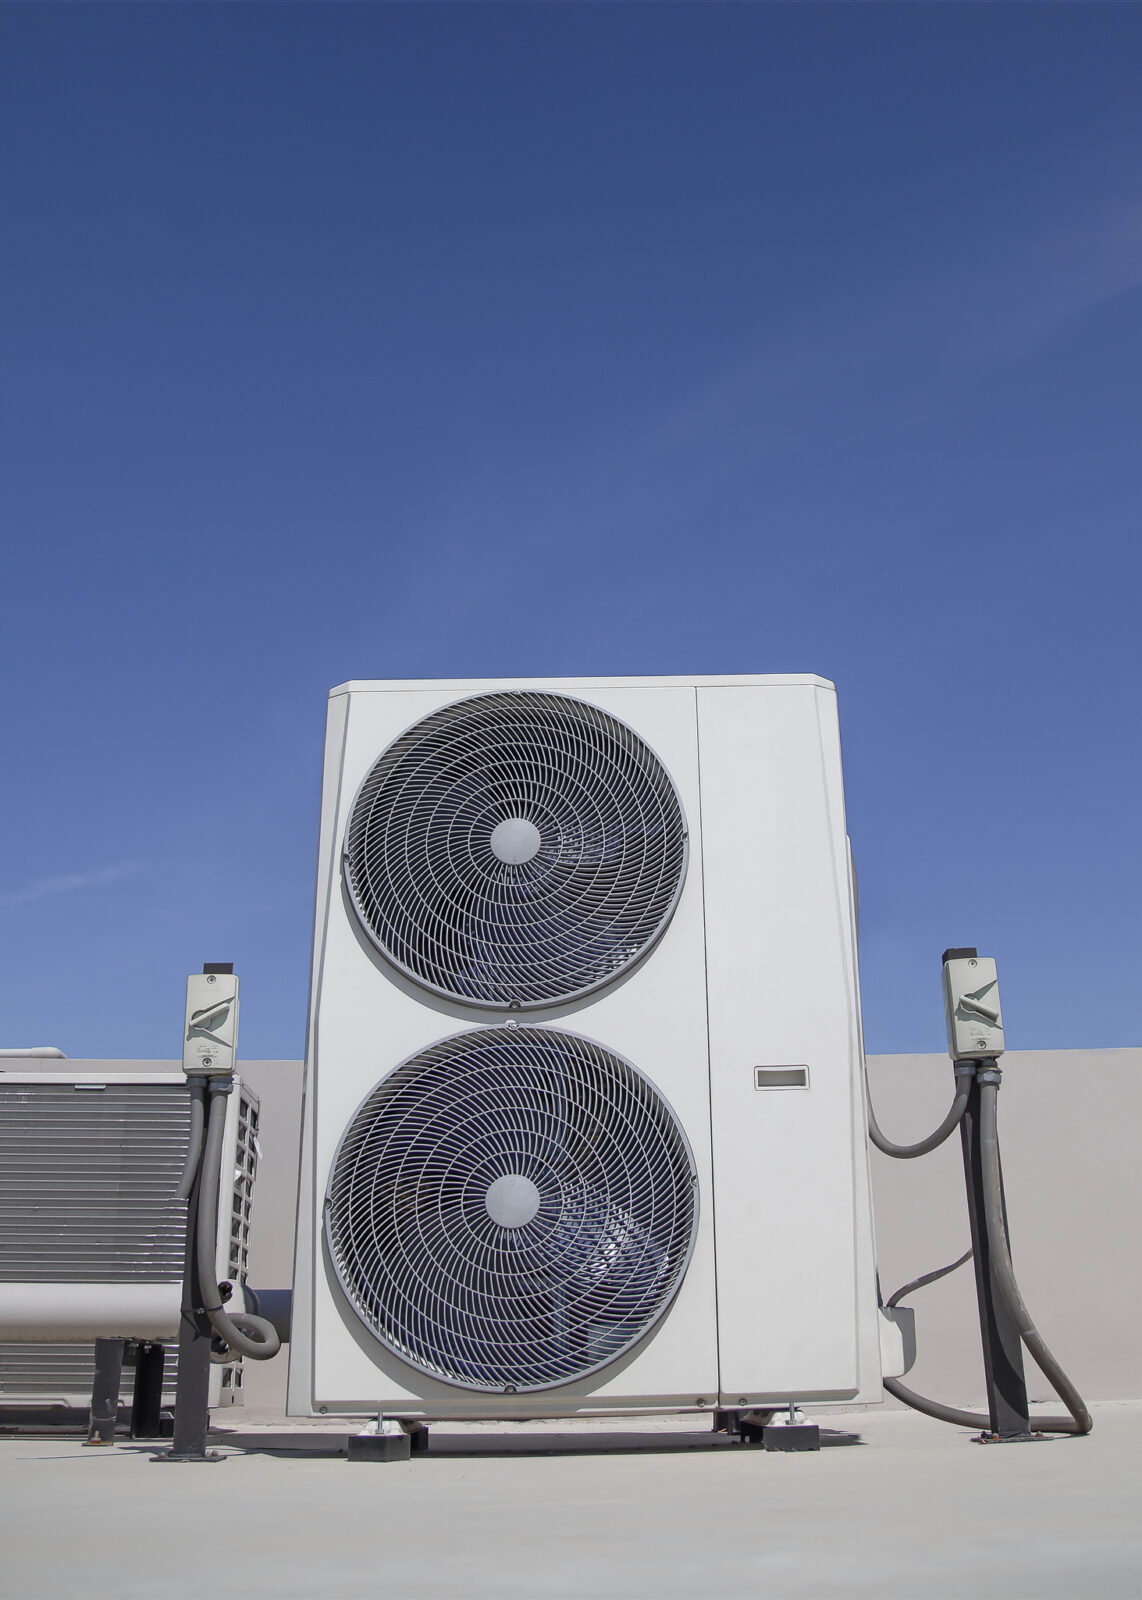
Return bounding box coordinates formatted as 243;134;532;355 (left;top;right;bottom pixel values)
866;1048;1141;1409
3;1049;1137;1412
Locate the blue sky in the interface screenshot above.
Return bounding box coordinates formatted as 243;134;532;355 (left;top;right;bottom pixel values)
2;3;1139;1061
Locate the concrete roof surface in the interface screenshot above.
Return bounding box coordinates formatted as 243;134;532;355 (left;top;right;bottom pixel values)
2;1401;1138;1599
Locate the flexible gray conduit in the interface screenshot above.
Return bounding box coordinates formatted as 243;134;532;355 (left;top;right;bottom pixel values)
882;1076;1091;1435
882;1251;989;1427
175;1080;206;1202
886;1248;973;1309
978;1078;1091;1434
197;1086;281;1361
883;1377;998;1430
866;1071;971;1159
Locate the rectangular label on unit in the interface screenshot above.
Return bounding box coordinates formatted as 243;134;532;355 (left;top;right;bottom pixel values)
942;956;1004;1060
182;973;240;1075
754;1066;809;1089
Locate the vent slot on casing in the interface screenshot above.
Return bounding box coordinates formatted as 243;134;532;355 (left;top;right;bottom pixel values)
754;1066;809;1089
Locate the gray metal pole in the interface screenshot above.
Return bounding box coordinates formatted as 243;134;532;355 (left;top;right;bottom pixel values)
153;1058;223;1463
85;1338;124;1446
156;1155;221;1461
959;1064;1032;1439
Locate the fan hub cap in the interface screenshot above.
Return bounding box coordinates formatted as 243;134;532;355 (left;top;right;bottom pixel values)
489;817;542;865
484;1173;542;1228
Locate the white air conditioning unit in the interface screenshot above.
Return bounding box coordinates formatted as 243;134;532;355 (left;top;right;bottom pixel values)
289;675;896;1421
0;1072;261;1410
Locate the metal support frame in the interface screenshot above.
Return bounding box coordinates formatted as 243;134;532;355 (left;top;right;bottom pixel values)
129;1342;168;1439
85;1338;124;1446
155;1124;223;1461
959;1063;1033;1440
153;963;237;1462
153;1155;220;1460
401;1420;431;1456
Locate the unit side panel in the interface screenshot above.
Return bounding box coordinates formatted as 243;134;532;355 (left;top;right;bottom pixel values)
843;836;888;1402
300;684;719;1413
698;685;863;1397
813;700;884;1399
287;690;350;1415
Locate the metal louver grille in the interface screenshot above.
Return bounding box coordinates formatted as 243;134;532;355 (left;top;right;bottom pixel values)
0;1343;104;1400
228;1092;259;1285
0;1083;190;1283
343;691;688;1007
0;1342;180;1403
325;1027;698;1393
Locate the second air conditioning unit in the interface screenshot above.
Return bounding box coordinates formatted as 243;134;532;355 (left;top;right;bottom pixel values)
0;1071;260;1411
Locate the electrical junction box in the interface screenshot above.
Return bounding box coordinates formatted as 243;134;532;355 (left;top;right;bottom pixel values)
182;973;239;1077
942;955;1004;1060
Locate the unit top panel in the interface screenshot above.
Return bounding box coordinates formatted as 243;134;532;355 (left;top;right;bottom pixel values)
330;674;835;697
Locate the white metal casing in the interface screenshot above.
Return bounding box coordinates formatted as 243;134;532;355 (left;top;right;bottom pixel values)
288;675;887;1418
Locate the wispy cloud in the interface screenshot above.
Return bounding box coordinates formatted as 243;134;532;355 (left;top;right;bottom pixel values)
0;862;143;909
897;194;1142;368
386;185;1142;661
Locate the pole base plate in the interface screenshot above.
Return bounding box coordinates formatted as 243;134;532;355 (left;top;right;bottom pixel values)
150;1450;226;1463
973;1431;1049;1445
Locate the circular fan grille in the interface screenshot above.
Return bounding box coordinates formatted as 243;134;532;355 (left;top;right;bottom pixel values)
324;1027;698;1393
343;691;688;1008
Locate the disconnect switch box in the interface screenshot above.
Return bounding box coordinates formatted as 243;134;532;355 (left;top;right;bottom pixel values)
183;971;240;1076
942;951;1004;1061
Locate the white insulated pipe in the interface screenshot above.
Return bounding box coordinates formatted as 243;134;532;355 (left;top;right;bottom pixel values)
0;1282;181;1341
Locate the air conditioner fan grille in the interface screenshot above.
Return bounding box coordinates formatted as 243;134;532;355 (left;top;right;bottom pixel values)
324;1027;698;1393
343;691;687;1007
